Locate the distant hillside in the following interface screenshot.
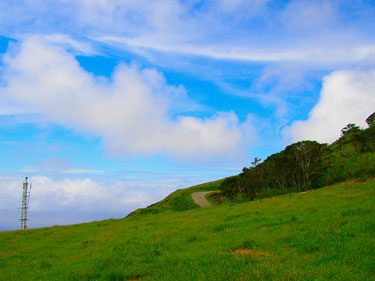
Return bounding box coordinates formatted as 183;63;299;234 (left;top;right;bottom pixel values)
128;179;223;217
129;113;375;217
1;180;374;280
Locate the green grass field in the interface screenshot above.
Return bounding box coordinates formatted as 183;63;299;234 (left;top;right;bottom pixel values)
1;180;374;280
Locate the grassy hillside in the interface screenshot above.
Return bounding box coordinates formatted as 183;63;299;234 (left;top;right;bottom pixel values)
128;179;223;217
1;180;374;280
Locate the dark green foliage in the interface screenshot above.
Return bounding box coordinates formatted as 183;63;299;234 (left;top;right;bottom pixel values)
220;176;240;200
220;119;375;202
221;141;328;200
341;123;360;136
321;125;375;186
366;112;375;127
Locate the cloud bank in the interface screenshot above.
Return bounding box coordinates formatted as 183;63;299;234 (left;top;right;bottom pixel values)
0;175;175;230
287;69;375;143
0;37;252;157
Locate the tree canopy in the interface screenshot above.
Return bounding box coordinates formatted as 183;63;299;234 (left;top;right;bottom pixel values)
220;114;375;201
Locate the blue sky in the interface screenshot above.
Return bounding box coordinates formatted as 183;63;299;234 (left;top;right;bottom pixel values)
1;0;375;231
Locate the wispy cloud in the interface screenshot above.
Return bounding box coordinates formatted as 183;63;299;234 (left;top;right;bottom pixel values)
42;34;98;56
19;167;108;175
61;169;107;174
19;168;38;173
94;35;375;64
0;0;374;65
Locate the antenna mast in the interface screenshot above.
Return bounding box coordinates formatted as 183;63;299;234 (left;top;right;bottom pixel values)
20;177;31;230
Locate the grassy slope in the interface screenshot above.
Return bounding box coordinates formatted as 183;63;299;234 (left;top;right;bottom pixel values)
1;180;374;280
128;179;223;216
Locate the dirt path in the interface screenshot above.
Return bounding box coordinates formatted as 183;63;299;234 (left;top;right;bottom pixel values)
191;191;213;208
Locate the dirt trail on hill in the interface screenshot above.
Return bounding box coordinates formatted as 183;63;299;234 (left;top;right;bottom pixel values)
191;191;213;208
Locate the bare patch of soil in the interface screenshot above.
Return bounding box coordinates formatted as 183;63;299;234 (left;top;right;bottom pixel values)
229;248;270;258
282;247;294;253
257;226;270;230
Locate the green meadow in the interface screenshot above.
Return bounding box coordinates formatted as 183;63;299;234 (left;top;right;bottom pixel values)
1;179;374;280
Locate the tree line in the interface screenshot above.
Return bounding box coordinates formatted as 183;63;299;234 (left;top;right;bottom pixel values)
220;112;375;201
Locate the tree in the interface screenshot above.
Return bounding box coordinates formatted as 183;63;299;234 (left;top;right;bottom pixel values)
285;141;327;191
242;165;264;200
251;157;261;167
341;123;360;136
366;112;375;127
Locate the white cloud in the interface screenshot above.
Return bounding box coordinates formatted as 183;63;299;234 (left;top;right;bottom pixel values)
286;69;375;143
0;37;252;157
29;176;111;208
